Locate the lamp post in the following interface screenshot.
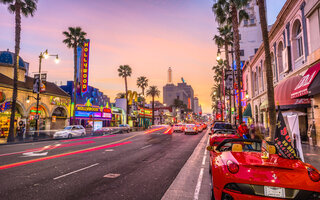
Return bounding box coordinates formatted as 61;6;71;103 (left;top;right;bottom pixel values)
34;50;59;140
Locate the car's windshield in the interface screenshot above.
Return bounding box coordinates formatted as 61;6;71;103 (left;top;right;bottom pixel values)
217;141;262;152
64;126;72;130
214;123;233;130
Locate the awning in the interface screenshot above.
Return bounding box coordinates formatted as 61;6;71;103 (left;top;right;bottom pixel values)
291;62;320;98
275;75;310;109
243;103;252;117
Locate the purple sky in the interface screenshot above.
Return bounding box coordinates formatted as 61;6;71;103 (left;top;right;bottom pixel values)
0;0;286;113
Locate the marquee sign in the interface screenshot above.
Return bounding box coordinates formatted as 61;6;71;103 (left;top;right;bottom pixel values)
81;40;90;93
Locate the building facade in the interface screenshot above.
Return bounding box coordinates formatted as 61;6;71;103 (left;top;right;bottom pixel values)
0;50;71;140
243;0;320;146
163;82;195;111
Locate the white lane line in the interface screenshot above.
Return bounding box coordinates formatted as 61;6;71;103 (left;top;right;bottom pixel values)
105;149;114;152
202;154;206;165
104;173;120;178
193;168;204;200
53;163;99;180
140;144;152;150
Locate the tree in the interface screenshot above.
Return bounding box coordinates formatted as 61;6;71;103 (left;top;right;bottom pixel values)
214;24;233;122
257;0;276;140
116;92;126;99
118;65;132;124
146;86;160;125
213;0;249;124
1;0;38;142
62;27;87;125
137;76;148;128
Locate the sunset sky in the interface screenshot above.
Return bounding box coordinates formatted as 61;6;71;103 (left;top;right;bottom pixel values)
0;0;285;113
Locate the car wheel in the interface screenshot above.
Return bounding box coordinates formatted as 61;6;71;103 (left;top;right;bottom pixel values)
68;134;72;139
81;133;84;137
127;130;130;133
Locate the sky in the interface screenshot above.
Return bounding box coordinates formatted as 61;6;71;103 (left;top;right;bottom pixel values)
0;0;285;113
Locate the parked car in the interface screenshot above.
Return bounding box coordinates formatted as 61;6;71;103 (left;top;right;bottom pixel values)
93;127;111;136
53;125;86;139
211;122;236;135
207;139;320;200
184;124;198;135
195;124;203;132
173;124;184;132
119;124;130;133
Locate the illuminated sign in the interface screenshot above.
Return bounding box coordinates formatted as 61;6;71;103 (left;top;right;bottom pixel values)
50;96;70;107
138;107;152;118
81;40;90;93
76;105;100;112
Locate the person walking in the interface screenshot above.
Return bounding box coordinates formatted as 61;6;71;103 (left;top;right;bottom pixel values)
237;121;249;138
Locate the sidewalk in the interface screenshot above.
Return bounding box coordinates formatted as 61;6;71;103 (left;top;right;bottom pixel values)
302;144;320;171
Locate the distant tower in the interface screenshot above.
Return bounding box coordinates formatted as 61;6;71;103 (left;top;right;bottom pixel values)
168;67;172;83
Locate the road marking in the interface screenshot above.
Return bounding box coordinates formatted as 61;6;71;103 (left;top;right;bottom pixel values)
0;134;137;170
53;163;99;180
105;149;114;152
193;168;204;200
103;173;120;178
22;152;48;157
140;144;152;150
202;154;206;165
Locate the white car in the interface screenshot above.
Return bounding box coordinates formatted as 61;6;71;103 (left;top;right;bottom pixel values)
184;124;198;135
173;124;184;132
53;125;86;139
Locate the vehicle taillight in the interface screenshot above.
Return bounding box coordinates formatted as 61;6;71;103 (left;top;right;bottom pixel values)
308;167;320;182
194;127;197;130
227;160;239;174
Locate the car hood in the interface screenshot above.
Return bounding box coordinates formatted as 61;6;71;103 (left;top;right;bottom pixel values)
222;152;320;191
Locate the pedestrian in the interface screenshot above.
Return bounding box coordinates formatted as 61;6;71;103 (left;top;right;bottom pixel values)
237;121;249;138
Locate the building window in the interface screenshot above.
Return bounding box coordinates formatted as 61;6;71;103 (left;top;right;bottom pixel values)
250;18;255;24
240;50;245;56
254;48;258;54
239;34;241;40
296;23;303;58
292;20;304;62
244;20;248;26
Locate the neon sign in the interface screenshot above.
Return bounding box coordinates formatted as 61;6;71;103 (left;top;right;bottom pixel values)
81;40;90;93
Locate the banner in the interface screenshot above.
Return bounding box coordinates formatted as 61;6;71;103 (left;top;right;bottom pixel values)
81;39;90;94
287;115;304;161
76;46;82;95
274;111;297;159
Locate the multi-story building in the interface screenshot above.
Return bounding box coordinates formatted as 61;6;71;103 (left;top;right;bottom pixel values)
239;0;265;62
243;0;320;146
163;68;195;111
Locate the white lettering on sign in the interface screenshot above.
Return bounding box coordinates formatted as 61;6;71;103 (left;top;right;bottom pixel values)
294;71;317;90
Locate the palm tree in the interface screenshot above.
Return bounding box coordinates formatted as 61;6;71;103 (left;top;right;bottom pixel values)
257;0;276;140
213;0;249;124
116;92;126;99
214;24;233;122
62;27;87;125
1;0;38;142
118;65;132;124
146;86;160;125
137;76;148;128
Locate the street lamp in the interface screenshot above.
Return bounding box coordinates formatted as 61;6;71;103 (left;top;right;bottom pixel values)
34;50;59;140
216;48;221;61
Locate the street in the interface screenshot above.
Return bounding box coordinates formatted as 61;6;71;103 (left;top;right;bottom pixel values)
0;130;208;200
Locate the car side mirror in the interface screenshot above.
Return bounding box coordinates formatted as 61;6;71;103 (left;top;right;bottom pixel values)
208;132;212;135
207;145;214;151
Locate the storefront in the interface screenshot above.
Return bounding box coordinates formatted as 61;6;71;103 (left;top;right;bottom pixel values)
111;107;124;126
138;107;152;128
0;101;24;138
291;62;320;146
75;105;112;130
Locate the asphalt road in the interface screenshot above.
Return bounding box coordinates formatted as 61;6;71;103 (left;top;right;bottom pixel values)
0;129;206;200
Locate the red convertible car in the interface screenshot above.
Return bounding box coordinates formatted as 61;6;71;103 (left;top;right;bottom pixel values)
207;139;320;200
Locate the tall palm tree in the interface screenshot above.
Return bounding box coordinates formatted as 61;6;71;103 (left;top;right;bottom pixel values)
257;0;276;140
62;27;87;125
213;0;249;124
214;24;233;122
1;0;38;142
118;65;132;124
146;86;160;125
137;76;148;128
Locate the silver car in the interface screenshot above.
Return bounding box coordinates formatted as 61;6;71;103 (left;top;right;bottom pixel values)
53;125;86;139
